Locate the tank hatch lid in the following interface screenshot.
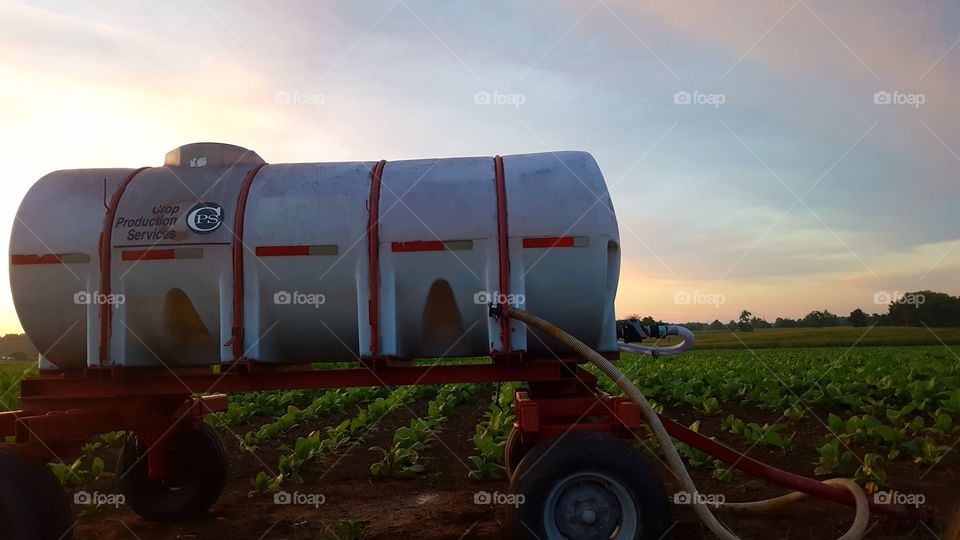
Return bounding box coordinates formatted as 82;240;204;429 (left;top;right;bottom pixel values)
163;142;264;168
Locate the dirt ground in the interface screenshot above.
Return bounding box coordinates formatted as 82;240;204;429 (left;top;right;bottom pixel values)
71;399;956;539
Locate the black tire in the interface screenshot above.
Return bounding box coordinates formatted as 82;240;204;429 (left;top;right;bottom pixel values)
504;428;533;479
507;431;670;540
0;448;74;540
118;424;228;521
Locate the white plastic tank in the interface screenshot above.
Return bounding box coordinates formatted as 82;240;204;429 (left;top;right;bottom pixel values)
10;143;620;369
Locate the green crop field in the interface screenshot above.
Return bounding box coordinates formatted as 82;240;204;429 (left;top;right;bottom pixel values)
649;326;960;349
604;345;960;484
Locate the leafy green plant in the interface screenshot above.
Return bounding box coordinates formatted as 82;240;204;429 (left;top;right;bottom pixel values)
815;438;855;476
270;385;433;487
468;384;516;480
371;384;479;478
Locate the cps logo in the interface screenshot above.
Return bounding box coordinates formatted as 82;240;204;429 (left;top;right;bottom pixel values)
186;202;223;234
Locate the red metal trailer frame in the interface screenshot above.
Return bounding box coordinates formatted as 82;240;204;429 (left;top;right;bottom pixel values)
0;351;922;522
0;355;574;471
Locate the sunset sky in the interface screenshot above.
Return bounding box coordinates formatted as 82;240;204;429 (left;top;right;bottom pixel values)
1;0;958;334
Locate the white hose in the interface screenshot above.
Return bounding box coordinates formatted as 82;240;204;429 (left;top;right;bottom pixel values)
617;324;696;357
507;307;870;540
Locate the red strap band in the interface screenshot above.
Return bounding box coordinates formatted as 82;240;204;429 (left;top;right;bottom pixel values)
493;155;511;352
367;160;387;357
99;167;149;364
229;162;268;361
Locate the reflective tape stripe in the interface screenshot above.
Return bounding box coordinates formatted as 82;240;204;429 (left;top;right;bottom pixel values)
121;248;203;261
11;253;90;265
256;245;339;257
390;240;474;252
522;236;589;249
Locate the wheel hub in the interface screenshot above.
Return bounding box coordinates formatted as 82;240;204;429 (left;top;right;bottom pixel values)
554;478;623;539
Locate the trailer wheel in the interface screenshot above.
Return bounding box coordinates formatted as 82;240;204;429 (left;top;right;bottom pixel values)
0;448;75;540
118;424;228;521
504;428;533;478
507;431;669;540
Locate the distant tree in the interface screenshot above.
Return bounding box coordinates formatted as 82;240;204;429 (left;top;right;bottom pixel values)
750;316;772;329
709;319;725;331
883;291;960;327
848;308;869;327
737;310;754;332
726;320;737;332
774;317;798;328
801;310;840;328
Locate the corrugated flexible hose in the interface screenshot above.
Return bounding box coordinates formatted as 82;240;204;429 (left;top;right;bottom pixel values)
506;306;869;540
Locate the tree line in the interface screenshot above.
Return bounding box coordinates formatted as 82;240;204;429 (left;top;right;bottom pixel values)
631;290;960;331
